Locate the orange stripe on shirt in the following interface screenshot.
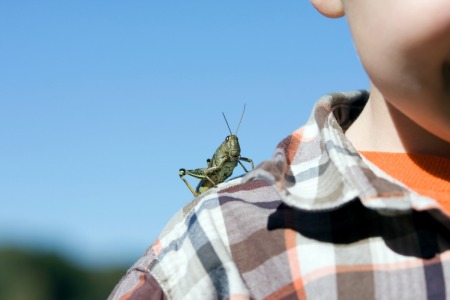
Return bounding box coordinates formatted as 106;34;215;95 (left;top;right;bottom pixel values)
285;229;307;300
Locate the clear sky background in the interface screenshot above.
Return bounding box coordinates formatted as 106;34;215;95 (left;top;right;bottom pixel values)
0;1;368;269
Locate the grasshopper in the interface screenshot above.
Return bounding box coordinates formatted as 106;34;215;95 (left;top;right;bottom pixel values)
179;106;254;197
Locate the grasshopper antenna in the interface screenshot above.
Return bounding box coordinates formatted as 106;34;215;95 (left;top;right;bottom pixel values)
222;112;233;135
235;104;246;135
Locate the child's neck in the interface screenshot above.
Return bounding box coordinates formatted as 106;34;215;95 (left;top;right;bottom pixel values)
345;84;450;158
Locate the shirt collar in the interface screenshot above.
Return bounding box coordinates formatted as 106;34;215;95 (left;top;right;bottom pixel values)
246;91;443;214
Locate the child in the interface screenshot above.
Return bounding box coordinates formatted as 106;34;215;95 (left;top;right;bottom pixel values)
109;0;450;299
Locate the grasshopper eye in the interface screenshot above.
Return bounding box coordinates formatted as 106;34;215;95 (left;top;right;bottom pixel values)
226;136;229;141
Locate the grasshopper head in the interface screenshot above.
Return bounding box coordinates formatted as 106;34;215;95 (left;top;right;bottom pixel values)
224;135;241;159
222;105;245;160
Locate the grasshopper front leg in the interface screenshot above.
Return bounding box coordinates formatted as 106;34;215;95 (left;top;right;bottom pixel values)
238;157;254;172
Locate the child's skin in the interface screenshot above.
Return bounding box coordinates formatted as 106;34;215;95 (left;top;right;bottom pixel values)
311;0;450;157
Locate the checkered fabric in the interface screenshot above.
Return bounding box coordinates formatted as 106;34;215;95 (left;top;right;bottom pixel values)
109;91;450;300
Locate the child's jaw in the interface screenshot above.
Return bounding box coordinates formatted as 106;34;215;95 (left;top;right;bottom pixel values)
347;0;450;149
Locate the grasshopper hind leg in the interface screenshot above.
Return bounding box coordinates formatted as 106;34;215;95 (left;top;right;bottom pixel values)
179;169;199;197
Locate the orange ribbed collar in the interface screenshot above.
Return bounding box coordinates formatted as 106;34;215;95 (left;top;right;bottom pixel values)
360;152;450;213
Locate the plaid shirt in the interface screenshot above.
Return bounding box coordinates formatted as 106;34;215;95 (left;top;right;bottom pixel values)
109;91;450;300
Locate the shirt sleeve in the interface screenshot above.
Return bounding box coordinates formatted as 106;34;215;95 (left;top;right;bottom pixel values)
108;269;167;300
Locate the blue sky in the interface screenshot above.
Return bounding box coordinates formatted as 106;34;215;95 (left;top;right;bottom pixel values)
0;1;368;268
